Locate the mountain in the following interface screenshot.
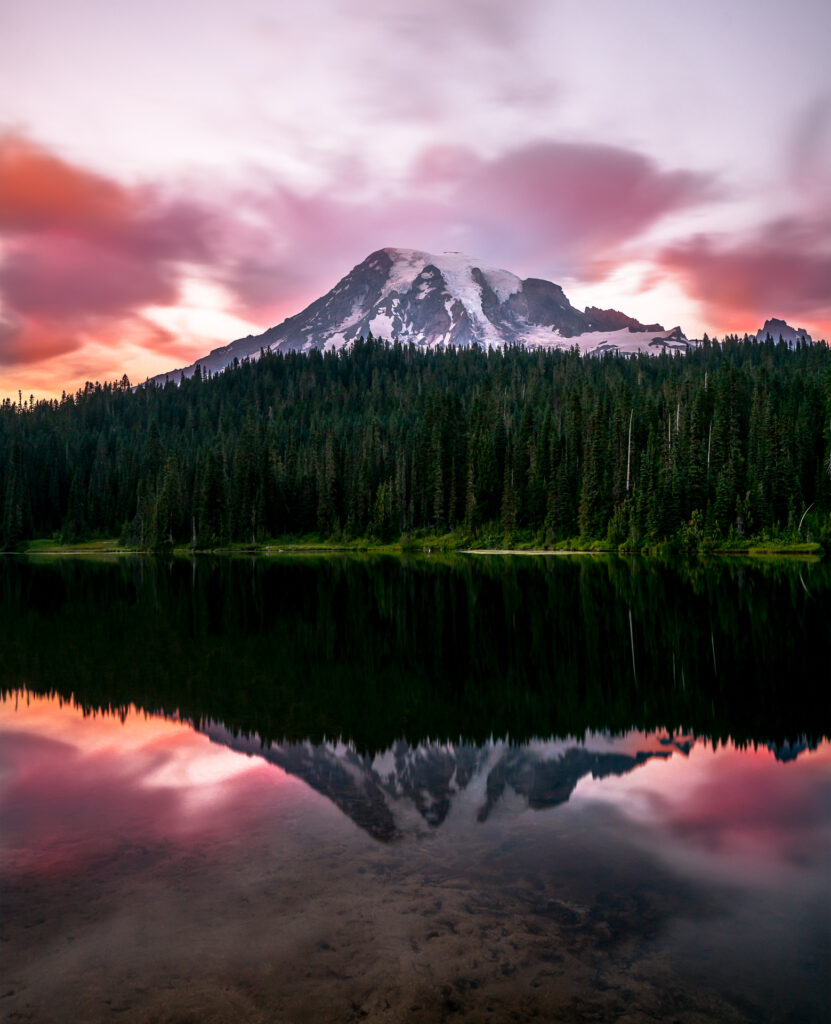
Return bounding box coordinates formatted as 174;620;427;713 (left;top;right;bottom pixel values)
200;726;693;842
766;737;819;763
583;306;664;333
151;248;689;384
755;318;813;347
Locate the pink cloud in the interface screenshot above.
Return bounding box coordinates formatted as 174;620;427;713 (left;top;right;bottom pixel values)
655;745;831;864
0;716;275;879
1;237;178;320
0;315;84;368
0;134;216;369
221;141;716;319
451;141;716;278
657;216;831;337
0;132;718;387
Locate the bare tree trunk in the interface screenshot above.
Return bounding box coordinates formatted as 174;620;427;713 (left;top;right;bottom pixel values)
626;409;633;493
629;607;638;683
797;502;815;534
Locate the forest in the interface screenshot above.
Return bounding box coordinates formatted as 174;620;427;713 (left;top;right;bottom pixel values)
0;334;829;551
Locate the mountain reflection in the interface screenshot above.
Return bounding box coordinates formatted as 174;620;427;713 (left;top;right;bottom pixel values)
2;555;828;1024
4;691;828;1024
203;726;697;841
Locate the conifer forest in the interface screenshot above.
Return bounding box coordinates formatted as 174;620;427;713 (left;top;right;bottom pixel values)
1;335;829;551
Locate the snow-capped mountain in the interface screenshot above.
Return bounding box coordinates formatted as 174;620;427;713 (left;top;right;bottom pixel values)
755;318;813;347
151;248;689;383
200;726;692;842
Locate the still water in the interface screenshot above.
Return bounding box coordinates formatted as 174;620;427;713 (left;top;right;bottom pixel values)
1;554;829;1023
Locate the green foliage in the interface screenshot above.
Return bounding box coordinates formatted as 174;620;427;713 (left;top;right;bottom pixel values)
0;335;829;550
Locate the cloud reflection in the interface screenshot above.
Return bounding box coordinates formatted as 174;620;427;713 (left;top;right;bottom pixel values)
1;693;829;1022
3;692;828;883
575;741;831;872
0;694;280;876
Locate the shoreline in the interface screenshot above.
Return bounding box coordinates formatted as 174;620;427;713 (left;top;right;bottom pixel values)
7;540;825;560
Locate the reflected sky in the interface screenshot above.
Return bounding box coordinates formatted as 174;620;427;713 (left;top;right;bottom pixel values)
1;556;829;1021
2;693;829;1022
3;694;829;875
0;694;294;876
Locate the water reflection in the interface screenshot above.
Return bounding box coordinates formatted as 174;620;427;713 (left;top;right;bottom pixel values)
2;693;829;1023
0;694;274;876
204;725;699;841
0;555;829;1022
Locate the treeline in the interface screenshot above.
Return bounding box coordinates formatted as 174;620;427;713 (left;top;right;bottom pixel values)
1;555;828;748
0;335;829;549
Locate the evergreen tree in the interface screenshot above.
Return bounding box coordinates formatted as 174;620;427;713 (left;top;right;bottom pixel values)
0;335;827;550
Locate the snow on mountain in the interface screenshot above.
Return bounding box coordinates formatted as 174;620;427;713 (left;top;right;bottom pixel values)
199;725;693;842
150;247;689;384
755;318;813;347
526;324;689;357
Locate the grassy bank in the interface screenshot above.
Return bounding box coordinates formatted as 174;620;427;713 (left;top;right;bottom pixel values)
21;538;140;554
13;532;825;558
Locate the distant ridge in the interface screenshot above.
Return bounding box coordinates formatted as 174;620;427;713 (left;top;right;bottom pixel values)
755;317;813;347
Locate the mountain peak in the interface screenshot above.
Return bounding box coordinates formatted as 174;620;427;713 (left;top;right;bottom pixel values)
366;247;525;304
583;306;664;333
756;318;813;347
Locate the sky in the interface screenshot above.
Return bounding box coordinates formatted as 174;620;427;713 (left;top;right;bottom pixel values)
0;0;829;399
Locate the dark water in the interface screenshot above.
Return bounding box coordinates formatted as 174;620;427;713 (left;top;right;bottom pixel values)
0;554;829;1023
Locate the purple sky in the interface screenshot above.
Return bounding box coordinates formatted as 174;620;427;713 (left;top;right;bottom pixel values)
0;0;829;396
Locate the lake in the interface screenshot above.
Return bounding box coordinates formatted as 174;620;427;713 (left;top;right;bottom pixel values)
1;554;829;1023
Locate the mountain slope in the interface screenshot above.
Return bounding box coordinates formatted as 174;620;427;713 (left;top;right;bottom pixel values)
151;248;688;383
755;318;813;347
200;725;691;842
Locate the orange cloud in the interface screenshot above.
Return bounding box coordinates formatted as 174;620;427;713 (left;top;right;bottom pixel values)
0;314;83;367
0;134;219;382
0;133;129;233
0;693;276;878
0;133;724;393
657;216;831;339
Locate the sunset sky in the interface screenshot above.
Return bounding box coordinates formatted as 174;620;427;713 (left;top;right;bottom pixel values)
1;0;829;399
